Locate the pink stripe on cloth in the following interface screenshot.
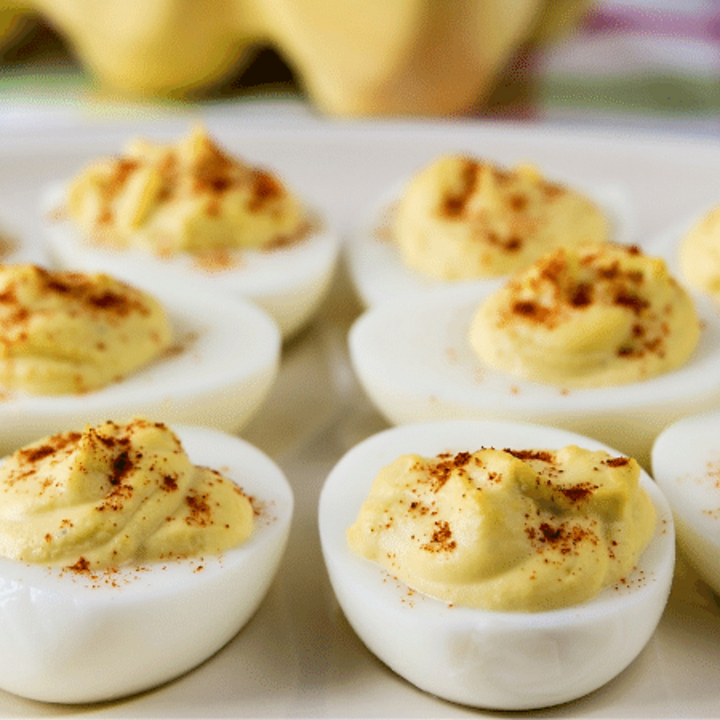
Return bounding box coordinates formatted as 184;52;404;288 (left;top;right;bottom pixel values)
582;3;720;44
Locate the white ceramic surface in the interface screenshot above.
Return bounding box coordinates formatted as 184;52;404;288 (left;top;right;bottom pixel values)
0;200;48;265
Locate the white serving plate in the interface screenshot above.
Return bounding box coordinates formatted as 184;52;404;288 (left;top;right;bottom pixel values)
0;113;718;718
0;199;49;265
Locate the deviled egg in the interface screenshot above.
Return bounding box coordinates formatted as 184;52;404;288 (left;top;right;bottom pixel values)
652;409;720;597
677;203;720;300
0;419;293;704
0;266;280;452
319;419;674;710
348;253;720;469
649;199;720;305
42;125;339;338
345;153;633;307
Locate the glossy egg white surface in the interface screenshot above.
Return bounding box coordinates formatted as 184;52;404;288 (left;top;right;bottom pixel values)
348;282;720;470
652;409;720;597
42;183;340;339
0;424;293;704
345;177;634;308
319;419;674;710
0;281;280;454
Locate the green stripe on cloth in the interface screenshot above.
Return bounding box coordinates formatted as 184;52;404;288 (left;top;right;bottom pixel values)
539;74;720;115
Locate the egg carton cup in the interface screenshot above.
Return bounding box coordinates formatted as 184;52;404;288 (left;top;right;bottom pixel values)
319;419;674;710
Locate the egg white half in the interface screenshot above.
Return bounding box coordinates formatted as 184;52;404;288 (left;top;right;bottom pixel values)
0;281;281;453
319;419;674;710
345;176;634;308
348;282;720;469
652;409;720;597
0;424;293;704
41;182;340;339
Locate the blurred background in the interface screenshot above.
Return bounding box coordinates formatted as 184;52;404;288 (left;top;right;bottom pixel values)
1;0;718;135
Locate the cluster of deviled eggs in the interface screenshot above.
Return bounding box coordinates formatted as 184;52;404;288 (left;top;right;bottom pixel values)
0;126;319;704
0;132;709;716
2;124;346;449
327;154;719;710
646;195;720;598
319;419;674;710
347;155;711;468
